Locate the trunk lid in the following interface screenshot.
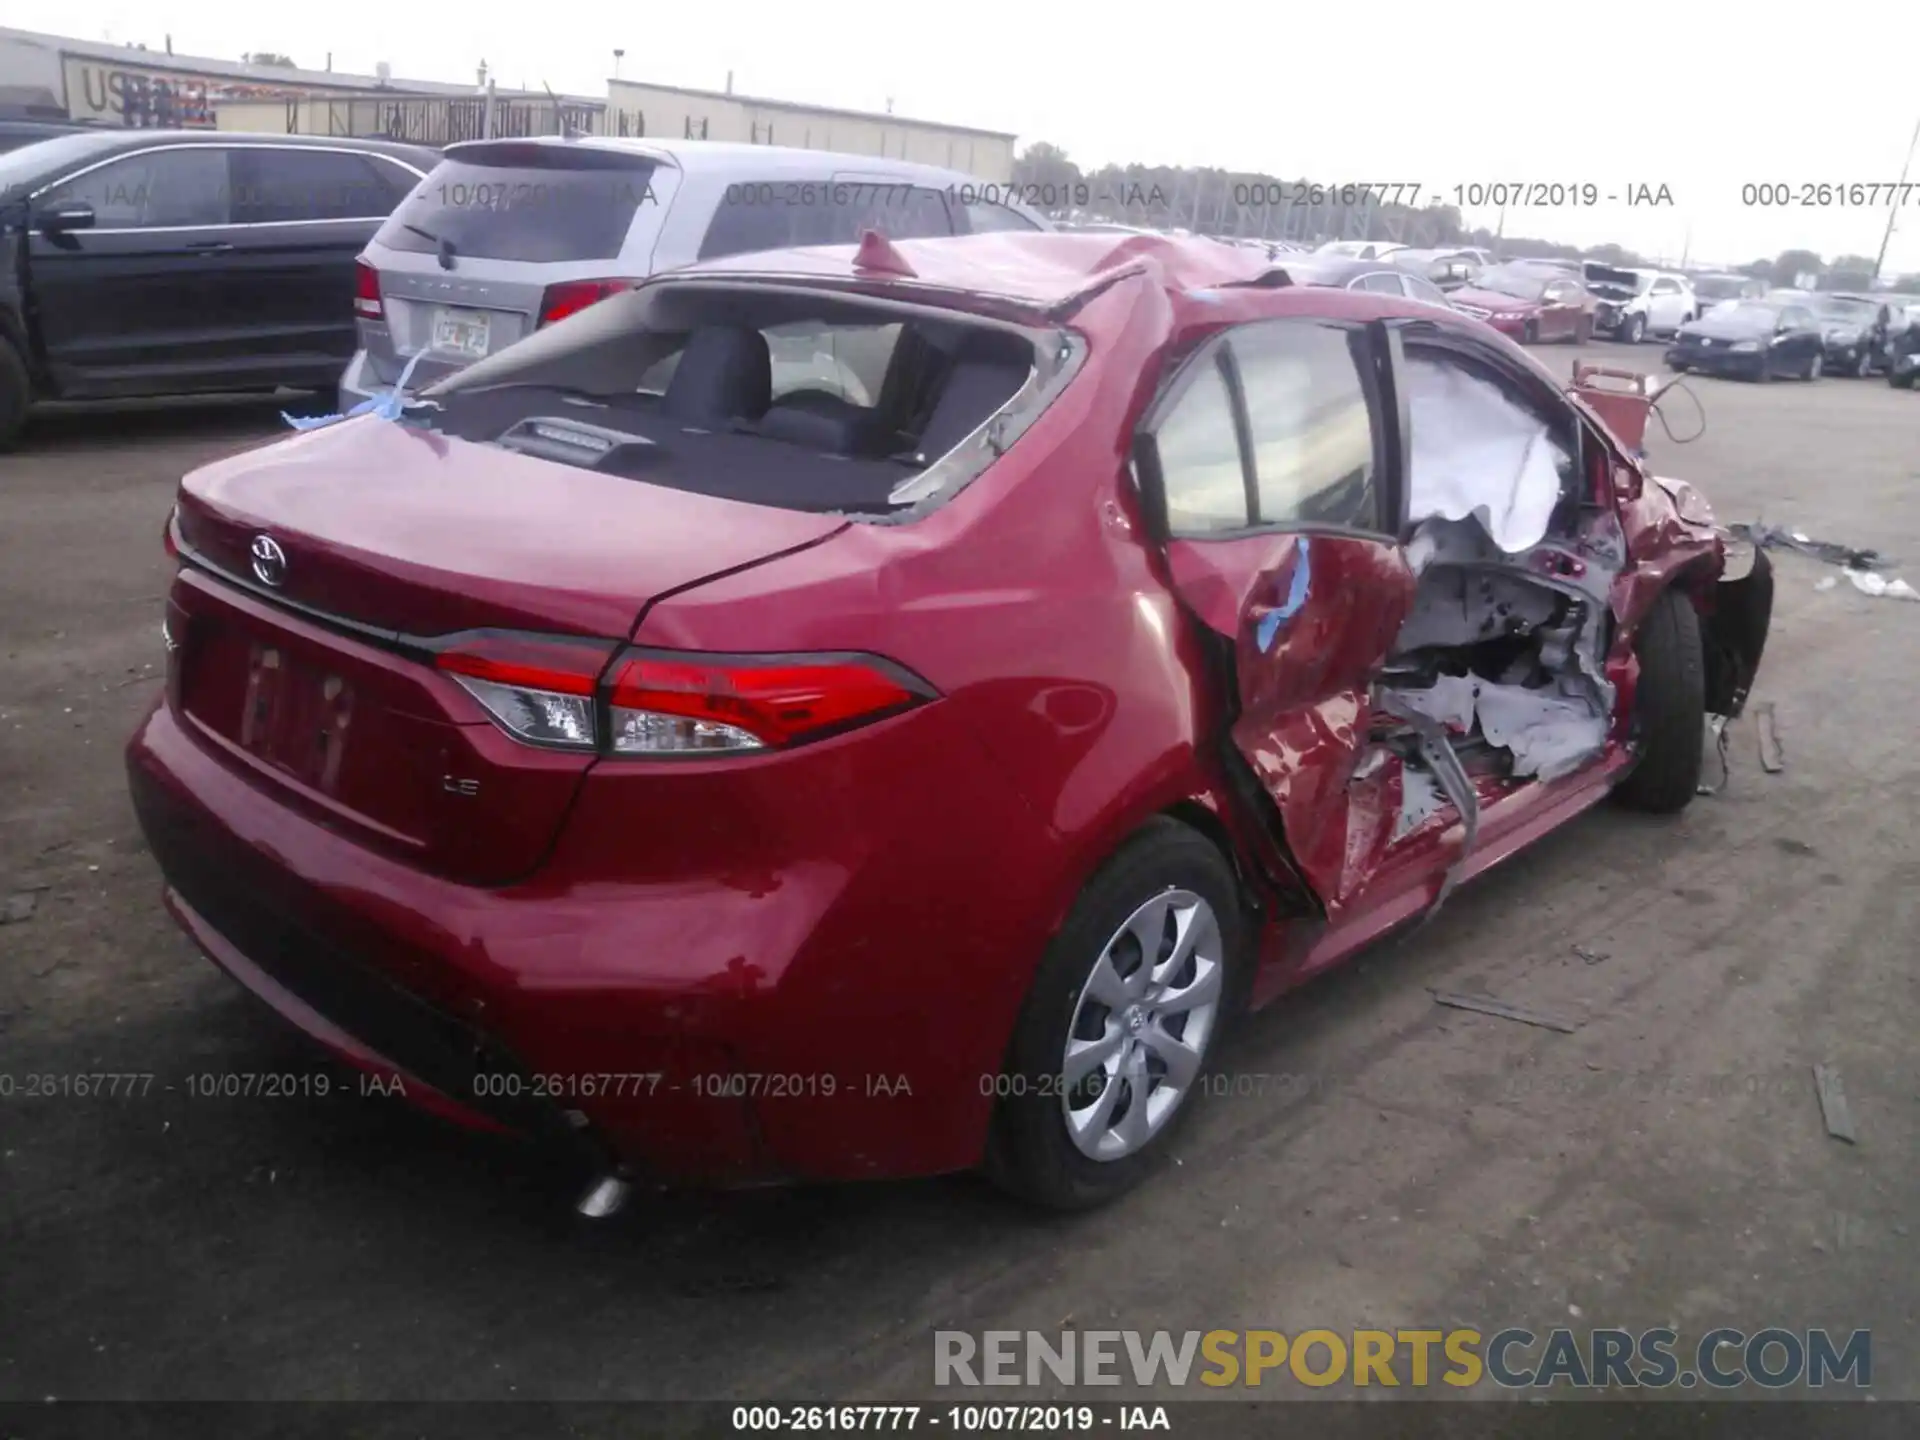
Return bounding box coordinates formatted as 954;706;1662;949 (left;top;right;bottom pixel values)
174;417;848;638
168;418;848;884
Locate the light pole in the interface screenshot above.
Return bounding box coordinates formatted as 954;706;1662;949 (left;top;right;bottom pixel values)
1873;113;1920;285
612;48;624;80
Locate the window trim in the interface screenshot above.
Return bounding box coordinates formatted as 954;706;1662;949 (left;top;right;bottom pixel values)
28;142;432;233
1133;316;1407;546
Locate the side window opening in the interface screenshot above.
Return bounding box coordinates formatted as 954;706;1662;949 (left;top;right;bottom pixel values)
1151;321;1383;537
43;147;230;228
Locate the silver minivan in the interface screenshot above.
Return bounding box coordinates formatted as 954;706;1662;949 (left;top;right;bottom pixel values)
342;137;1049;406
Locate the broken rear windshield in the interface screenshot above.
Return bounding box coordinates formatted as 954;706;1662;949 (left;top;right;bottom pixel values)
414;283;1063;517
375;151;657;263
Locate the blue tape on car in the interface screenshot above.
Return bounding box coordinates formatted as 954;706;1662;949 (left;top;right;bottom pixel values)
282;352;429;432
1256;537;1313;652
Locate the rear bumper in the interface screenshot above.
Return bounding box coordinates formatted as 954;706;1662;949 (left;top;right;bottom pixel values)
126;691;1065;1184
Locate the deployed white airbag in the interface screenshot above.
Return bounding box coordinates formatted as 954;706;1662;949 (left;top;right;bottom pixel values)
1404;356;1566;554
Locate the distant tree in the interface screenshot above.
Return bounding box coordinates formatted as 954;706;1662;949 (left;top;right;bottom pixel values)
1770;249;1825;287
1891;273;1920;295
1819;254;1877;291
1741;258;1774;279
243;51;296;68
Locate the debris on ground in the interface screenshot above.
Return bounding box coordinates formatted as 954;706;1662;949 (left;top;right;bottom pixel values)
1570;944;1610;965
2;892;39;924
1728;522;1888;572
1812;1064;1857;1144
1698;714;1731;796
1845;569;1920;602
1756;702;1785;774
1430;990;1580;1033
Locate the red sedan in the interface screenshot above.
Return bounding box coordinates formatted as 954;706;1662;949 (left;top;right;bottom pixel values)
127;231;1772;1211
1450;261;1594;344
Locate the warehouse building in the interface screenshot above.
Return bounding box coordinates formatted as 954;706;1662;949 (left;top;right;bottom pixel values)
0;26;1016;180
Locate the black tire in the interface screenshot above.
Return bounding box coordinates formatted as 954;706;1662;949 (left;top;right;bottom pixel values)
1855;348;1873;378
0;337;30;452
1804;351;1822;381
1668;359;1688;373
1623;313;1646;344
984;819;1248;1211
1523;319;1539;345
1613;588;1707;814
1892;369;1915;390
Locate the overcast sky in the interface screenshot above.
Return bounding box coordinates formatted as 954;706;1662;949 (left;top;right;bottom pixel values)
18;0;1920;274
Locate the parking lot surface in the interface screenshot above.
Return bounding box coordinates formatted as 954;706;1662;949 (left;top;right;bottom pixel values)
2;352;1916;1407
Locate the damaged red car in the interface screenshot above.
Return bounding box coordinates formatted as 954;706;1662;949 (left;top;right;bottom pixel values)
127;231;1773;1212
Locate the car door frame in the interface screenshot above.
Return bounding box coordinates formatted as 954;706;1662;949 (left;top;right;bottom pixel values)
1539;276;1584;339
220;142;434;383
23;141;238;396
1776;305;1818;375
1129;312;1419;917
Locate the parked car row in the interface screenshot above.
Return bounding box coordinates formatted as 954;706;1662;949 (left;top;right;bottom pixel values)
0;129;1049;447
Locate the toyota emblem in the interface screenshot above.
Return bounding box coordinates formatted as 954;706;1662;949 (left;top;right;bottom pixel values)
250;534;288;588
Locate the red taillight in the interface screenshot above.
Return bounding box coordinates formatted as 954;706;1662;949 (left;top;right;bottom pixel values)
430;634;932;756
537;278;640;328
433;633;615;750
163;505;179;559
604;650;931;754
354;259;384;320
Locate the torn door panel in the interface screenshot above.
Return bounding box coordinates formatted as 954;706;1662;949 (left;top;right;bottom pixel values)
1165;530;1414;913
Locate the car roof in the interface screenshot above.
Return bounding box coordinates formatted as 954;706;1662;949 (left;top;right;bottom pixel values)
0;127;437;182
441;134;989;186
666;231;1515;341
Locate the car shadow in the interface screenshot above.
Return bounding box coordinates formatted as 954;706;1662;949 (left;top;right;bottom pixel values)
22;392;325;454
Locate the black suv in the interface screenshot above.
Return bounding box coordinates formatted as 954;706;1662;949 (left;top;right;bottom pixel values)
0;129;439;447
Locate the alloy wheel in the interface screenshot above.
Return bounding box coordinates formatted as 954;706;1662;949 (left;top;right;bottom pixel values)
1808;352;1822;380
1060;888;1224;1161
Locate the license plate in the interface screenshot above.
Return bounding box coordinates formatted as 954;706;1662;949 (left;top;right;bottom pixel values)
238;644;355;790
431;307;492;360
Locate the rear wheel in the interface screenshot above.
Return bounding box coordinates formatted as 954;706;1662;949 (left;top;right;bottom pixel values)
1805;351;1823;381
1523;320;1539;344
1613;588;1707;814
1855;348;1873;377
985;820;1246;1210
0;337;30;452
1892;368;1916;390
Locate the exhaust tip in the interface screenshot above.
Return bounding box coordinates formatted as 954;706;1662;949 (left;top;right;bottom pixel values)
576;1174;632;1220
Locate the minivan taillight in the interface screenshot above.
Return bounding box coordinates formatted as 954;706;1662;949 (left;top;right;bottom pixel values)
538;278;640;328
433;634;934;756
354;259;384;320
605;650;933;754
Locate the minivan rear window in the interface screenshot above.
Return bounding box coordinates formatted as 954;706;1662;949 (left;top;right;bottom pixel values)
375;150;658;263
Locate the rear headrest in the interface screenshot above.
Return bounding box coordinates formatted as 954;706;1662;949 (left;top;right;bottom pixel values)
664;326;773;427
756;402;871;454
914;356;1031;461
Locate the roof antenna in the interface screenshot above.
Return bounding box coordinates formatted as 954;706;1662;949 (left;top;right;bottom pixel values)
852;229;917;277
543;80;581;140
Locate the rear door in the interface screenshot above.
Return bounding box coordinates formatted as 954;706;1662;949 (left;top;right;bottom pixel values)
1132;316;1416;911
362;143;665;390
224;145;430;383
1539;277;1584;339
26;144;234;394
